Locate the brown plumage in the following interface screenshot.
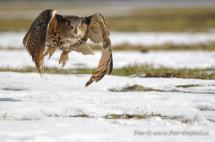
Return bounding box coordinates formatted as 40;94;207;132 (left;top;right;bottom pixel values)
23;9;113;87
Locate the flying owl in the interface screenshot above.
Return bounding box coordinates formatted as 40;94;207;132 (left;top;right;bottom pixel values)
23;9;113;87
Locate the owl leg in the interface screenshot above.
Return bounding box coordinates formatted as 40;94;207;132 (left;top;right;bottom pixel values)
45;46;56;59
59;51;70;67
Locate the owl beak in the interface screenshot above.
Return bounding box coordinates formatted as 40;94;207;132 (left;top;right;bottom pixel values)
74;28;77;35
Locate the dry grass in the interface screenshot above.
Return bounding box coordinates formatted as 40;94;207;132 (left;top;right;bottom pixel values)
108;7;215;32
1;65;215;80
112;42;215;51
111;65;215;80
104;114;150;119
0;19;31;32
176;84;201;88
1;7;215;32
2;42;215;51
104;113;192;123
109;84;163;92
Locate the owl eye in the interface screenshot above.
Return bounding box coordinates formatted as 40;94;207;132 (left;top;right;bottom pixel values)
65;21;70;25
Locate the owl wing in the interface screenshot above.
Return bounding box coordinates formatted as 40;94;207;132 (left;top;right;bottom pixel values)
23;9;57;72
85;13;113;87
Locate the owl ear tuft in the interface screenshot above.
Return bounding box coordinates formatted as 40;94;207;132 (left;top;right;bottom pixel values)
48;15;58;32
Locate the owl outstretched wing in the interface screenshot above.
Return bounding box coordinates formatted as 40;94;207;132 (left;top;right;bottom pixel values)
85;13;113;87
23;9;57;72
24;10;112;87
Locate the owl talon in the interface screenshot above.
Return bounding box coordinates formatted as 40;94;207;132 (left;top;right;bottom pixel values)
59;51;69;67
45;46;56;59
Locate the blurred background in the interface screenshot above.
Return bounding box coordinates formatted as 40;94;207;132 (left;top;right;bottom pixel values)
2;0;215;32
1;0;215;78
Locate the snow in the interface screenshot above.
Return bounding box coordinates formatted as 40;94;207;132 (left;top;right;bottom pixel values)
0;32;24;48
1;50;215;69
0;72;214;142
1;31;215;142
1;32;215;49
111;32;215;46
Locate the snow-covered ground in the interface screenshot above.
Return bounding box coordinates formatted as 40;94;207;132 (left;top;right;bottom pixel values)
1;32;215;49
111;32;215;46
0;72;214;142
1;31;215;142
0;50;215;69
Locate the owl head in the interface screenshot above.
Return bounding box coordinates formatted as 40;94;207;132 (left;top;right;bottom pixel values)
55;15;87;38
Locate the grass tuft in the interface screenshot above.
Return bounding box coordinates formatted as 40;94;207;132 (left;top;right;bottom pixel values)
104;114;150;119
109;84;163;92
176;84;201;88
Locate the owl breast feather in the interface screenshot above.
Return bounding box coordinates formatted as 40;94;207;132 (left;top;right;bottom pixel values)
60;37;82;50
47;32;82;51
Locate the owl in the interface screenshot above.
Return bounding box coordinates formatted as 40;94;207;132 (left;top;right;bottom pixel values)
23;9;113;87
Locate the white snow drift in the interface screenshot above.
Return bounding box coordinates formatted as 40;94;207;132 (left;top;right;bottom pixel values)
0;72;214;142
0;50;215;69
1;32;215;49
